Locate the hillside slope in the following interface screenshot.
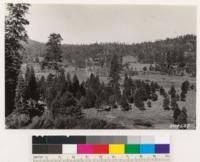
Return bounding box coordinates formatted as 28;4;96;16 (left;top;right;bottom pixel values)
23;34;196;67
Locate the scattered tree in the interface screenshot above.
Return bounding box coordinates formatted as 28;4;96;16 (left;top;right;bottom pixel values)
181;91;186;101
160;86;166;96
181;80;190;94
173;106;181;124
169;86;176;99
149;64;154;71
147;100;152;108
143;66;147;72
171;98;178;110
177;107;188;129
163;96;170;110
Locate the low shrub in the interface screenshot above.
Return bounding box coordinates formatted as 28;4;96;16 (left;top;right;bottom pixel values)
6;111;31;128
28;111;54;129
54;116;77;129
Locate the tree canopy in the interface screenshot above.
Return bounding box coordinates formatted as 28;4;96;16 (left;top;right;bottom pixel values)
43;33;63;70
5;3;30;116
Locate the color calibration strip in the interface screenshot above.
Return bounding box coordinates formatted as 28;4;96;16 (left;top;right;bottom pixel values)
32;136;170;155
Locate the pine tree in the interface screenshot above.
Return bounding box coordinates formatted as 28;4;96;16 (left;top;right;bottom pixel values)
95;90;107;109
175;94;180;101
177;107;188;129
50;91;81;117
72;75;80;94
163;96;170;110
173;105;181;124
88;74;101;95
181;91;186;101
135;89;145;110
169;86;176;99
25;67;38;101
124;74;129;89
85;74;104;108
181;80;190;94
5;3;30;116
94;75;102;95
79;82;86;96
123;74;131;98
160;86;165;96
120;93;131;111
124;74;135;102
25;66;31;82
54;69;67;96
140;88;148;101
171;97;178;110
85;89;96;108
147;100;152;108
43;33;63;70
149;64;154;71
109;54;121;103
46;86;57;108
15;73;26;111
150;82;156;94
145;84;151;100
58;68;66;82
166;51;172;68
37;76;46;100
143;66;147;72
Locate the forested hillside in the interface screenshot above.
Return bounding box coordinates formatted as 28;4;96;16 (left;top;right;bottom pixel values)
23;34;196;67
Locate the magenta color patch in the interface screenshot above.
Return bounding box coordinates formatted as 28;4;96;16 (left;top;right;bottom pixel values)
77;144;93;154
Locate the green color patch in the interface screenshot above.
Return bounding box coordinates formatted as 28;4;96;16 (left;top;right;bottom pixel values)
125;144;140;154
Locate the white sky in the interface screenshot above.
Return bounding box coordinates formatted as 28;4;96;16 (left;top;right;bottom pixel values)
26;4;196;44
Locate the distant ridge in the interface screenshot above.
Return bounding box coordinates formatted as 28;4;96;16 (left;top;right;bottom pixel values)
23;34;196;67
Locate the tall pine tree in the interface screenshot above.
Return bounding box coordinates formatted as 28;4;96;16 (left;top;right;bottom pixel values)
109;54;121;103
5;4;30;116
43;33;63;70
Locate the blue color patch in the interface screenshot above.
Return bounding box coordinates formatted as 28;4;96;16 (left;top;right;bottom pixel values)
140;144;155;154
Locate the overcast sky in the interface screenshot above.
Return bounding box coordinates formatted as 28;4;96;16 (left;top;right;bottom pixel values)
26;4;196;44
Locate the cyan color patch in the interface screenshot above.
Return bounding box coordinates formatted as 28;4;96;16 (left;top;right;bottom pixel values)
140;144;155;154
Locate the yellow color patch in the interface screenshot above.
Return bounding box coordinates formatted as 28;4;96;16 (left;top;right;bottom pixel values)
109;144;125;154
